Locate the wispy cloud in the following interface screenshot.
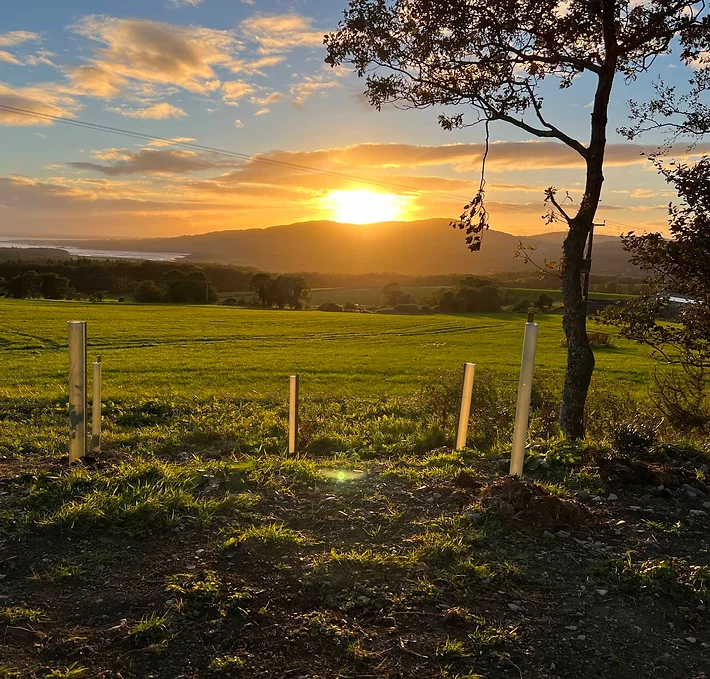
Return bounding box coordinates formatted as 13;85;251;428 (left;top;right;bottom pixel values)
0;81;81;125
68;148;235;176
222;80;255;105
239;13;324;54
106;102;188;119
0;31;40;47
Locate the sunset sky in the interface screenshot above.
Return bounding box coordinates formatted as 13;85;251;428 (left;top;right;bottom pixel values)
0;0;706;239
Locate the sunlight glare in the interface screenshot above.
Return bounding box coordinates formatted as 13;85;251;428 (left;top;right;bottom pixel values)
323;190;408;224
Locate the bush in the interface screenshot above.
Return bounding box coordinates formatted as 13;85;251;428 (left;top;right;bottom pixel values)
344;301;357;311
317;302;343;312
534;293;555;312
612;425;657;458
222;297;238;306
392;303;421;314
420;305;433;314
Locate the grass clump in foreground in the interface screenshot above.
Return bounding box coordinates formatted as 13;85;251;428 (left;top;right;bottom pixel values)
14;459;256;532
125;612;173;649
0;606;47;623
223;523;307;550
209;655;246;674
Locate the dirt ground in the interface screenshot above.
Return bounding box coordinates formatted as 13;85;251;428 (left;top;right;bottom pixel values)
1;450;709;678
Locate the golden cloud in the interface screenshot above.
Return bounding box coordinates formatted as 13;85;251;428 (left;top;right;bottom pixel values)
222;80;256;105
68;16;243;98
239;13;324;54
0;31;40;47
106;102;188;119
0;81;81;125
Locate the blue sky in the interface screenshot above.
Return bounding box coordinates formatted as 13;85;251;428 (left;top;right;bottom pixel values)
0;0;707;238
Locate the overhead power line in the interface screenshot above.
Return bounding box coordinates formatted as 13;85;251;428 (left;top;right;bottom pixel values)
0;102;636;232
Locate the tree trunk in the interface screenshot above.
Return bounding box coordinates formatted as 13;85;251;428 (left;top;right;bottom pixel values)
560;219;595;438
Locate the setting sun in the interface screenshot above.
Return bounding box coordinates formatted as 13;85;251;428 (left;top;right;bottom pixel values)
322;190;409;224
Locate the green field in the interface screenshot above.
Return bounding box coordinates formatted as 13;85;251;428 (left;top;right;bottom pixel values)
1;298;654;402
219;285;632;307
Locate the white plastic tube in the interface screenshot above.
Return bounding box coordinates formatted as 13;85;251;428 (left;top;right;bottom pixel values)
68;321;87;462
289;374;299;454
455;363;476;451
92;356;102;452
510;322;539;476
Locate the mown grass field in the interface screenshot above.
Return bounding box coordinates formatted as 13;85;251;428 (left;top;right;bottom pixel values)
0;299;654;402
219;285;632;308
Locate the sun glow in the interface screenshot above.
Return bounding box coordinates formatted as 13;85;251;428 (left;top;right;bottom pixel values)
323;189;409;224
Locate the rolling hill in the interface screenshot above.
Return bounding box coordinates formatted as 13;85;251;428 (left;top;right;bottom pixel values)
60;219;636;276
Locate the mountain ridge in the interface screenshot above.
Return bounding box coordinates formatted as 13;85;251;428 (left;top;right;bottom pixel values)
47;218;636;276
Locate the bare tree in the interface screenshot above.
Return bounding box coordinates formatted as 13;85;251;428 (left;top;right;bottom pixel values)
326;0;709;437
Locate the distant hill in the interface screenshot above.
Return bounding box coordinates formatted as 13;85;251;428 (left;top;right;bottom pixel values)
58;219;637;276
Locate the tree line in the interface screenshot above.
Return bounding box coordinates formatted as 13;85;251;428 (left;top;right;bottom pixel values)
0;259;256;297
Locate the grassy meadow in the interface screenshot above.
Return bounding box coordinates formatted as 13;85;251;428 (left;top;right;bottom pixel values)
1;298;654;402
2;303;710;679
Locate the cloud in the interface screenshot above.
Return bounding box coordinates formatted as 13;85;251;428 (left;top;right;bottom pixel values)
107;102;188;119
0;51;23;65
67;148;236;176
168;0;203;6
68;16;243;98
239;13;324;54
222;80;255;105
0;31;40;47
250;91;284;106
254;107;270;116
234;119;243;128
0;81;81;126
147;136;196;148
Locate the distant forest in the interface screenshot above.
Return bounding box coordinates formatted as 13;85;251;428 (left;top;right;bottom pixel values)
0;255;645;302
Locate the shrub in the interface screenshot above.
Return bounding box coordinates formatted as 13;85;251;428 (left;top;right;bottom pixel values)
612;425;657;458
392;303;421;314
344;301;357;311
222;298;238;306
317;302;343;312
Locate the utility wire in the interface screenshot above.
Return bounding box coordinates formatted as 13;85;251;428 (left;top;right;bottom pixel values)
0;102;636;233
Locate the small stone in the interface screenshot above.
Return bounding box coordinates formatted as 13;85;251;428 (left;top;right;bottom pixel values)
542;531;555;541
196;549;205;554
357;596;371;604
685;637;697;644
467;512;482;523
426;497;435;504
539;458;550;469
185;564;196;570
166;599;176;606
508;603;521;612
697;604;706;612
574;490;590;501
577;635;586;640
564;625;578;631
630;506;642;511
703;502;710;509
556;530;571;539
596;589;608;596
432;492;442;500
95;598;104;604
607;493;618;501
632;626;642;634
689;510;707;517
